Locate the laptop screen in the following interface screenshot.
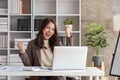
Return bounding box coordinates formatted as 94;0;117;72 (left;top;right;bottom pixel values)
52;46;88;70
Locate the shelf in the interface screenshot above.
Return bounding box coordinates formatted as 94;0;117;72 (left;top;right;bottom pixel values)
10;16;31;31
57;0;79;14
57;14;80;16
10;0;31;14
34;0;56;14
34;16;56;18
0;48;8;50
34;31;80;34
10;31;31;33
0;14;8;16
10;47;28;50
33;14;57;16
58;16;80;31
10;14;32;16
58;33;80;46
10;48;19;50
58;31;80;33
0;50;7;55
10;33;31;48
0;0;81;79
0;0;8;15
0;31;8;33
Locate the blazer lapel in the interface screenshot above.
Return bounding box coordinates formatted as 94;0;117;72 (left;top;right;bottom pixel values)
36;48;41;65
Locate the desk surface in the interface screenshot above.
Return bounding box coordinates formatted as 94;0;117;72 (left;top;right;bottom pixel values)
0;66;104;76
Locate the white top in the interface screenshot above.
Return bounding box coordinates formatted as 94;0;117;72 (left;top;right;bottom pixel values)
40;40;53;67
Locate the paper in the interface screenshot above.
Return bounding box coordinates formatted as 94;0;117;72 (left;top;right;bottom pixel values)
0;66;42;71
22;67;41;71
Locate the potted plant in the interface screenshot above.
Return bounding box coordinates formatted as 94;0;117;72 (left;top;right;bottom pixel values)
64;18;74;32
84;22;109;67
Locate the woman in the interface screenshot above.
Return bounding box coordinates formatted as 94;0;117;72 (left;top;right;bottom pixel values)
17;17;73;80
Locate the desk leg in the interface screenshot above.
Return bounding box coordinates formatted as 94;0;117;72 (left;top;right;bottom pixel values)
89;76;92;80
95;76;99;80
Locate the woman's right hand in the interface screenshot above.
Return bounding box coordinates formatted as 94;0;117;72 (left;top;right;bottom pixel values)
17;42;25;54
65;26;71;37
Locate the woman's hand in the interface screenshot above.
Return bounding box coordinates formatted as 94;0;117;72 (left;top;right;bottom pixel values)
17;42;25;54
65;26;71;37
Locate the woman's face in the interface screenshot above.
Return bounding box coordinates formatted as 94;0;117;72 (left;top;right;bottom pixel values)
43;22;55;40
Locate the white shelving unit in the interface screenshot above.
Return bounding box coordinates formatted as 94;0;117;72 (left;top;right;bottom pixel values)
0;0;8;80
0;0;81;80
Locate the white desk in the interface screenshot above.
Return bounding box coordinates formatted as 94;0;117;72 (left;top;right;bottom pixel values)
0;66;104;80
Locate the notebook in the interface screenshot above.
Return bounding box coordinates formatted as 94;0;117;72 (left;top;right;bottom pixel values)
52;46;88;70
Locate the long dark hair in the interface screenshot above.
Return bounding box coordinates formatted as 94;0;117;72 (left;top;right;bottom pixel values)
34;17;59;52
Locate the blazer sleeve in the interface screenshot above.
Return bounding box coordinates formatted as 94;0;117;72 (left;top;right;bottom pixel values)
19;41;33;66
66;36;73;46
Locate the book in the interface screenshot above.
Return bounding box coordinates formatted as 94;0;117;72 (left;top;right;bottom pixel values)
17;19;31;31
58;36;66;46
34;19;43;31
0;33;8;48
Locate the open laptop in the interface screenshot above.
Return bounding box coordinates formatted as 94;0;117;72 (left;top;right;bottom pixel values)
52;46;88;70
22;46;88;71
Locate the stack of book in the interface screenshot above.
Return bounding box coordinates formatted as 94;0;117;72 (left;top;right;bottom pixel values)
14;38;31;49
0;55;7;66
0;17;8;32
17;19;31;31
34;19;43;31
58;36;66;46
11;0;24;14
0;33;8;48
0;55;7;80
9;54;23;66
0;76;7;80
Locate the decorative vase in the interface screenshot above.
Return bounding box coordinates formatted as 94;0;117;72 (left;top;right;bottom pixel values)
92;55;104;67
65;24;73;32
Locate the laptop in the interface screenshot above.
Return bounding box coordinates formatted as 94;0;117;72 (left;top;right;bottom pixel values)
22;46;88;71
52;46;88;70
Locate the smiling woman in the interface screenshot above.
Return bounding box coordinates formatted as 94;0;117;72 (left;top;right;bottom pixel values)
17;17;74;80
43;22;55;40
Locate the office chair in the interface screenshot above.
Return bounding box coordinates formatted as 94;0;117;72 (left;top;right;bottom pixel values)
25;77;76;80
66;77;76;80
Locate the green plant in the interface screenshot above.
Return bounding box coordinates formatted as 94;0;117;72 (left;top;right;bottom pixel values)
85;22;109;55
64;18;74;25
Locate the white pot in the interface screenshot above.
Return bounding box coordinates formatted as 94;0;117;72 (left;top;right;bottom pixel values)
65;24;73;32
